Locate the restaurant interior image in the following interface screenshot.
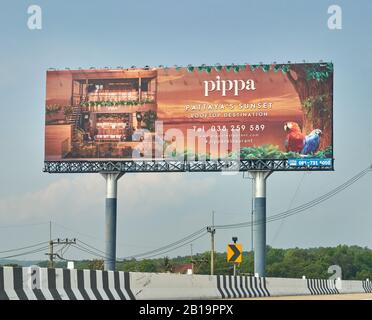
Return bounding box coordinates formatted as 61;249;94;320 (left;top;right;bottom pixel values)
45;69;158;160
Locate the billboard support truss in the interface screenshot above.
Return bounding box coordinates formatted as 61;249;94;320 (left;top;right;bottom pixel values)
43;159;334;173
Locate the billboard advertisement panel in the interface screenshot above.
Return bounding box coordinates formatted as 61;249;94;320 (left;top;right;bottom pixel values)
45;63;333;165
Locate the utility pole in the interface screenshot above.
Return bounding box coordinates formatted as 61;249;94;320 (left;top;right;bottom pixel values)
207;210;216;275
48;240;54;268
46;238;77;268
232;236;238;276
48;221;53;268
190;244;194;274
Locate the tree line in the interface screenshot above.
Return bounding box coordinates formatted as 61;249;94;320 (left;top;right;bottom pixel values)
2;245;372;280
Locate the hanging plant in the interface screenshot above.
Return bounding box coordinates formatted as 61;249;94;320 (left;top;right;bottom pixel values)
197;64;206;72
261;64;270;72
281;65;290;74
233;65;245;73
63;105;73;117
187;65;194;72
46;104;62;115
273;64;281;73
214;64;223;72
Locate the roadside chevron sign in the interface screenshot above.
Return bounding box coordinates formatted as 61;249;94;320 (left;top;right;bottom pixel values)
227;243;242;263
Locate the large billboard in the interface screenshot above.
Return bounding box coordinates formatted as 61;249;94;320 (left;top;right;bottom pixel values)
45;63;333;166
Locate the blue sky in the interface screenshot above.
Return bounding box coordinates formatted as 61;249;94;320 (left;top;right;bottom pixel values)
0;0;371;262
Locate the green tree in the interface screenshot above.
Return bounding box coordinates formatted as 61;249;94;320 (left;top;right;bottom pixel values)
138;259;157;273
3;263;20;267
87;259;104;270
161;256;173;272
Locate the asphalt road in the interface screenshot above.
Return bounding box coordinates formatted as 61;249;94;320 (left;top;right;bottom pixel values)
240;293;372;300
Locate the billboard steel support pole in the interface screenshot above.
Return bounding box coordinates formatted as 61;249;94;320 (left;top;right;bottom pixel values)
101;172;124;271
250;171;272;277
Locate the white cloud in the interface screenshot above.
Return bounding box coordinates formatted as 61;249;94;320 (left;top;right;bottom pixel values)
0;173;217;224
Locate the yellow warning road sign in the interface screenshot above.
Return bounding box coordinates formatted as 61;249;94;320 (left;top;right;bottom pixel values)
227;243;242;263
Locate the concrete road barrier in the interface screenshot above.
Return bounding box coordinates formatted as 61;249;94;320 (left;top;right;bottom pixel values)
265;277;310;296
1;266;371;300
0;266;134;300
362;280;372;293
130;272;220;300
216;275;269;299
307;279;339;295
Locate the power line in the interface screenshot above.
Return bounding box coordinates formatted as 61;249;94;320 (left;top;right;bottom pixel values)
0;245;52;260
271;172;306;243
77;240;107;256
64;166;370;261
50;219;209;262
215;167;370;230
53;222;102;241
69;231;209;262
0;241;50;254
265;167;368;223
53;222;155;249
0;166;369;263
47;239;76;268
56;243;70;257
71;244;108;260
121;227;207;260
0;222;49;229
129;232;208;260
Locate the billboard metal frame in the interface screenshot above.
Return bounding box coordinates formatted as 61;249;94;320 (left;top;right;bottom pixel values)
43;159;334;173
